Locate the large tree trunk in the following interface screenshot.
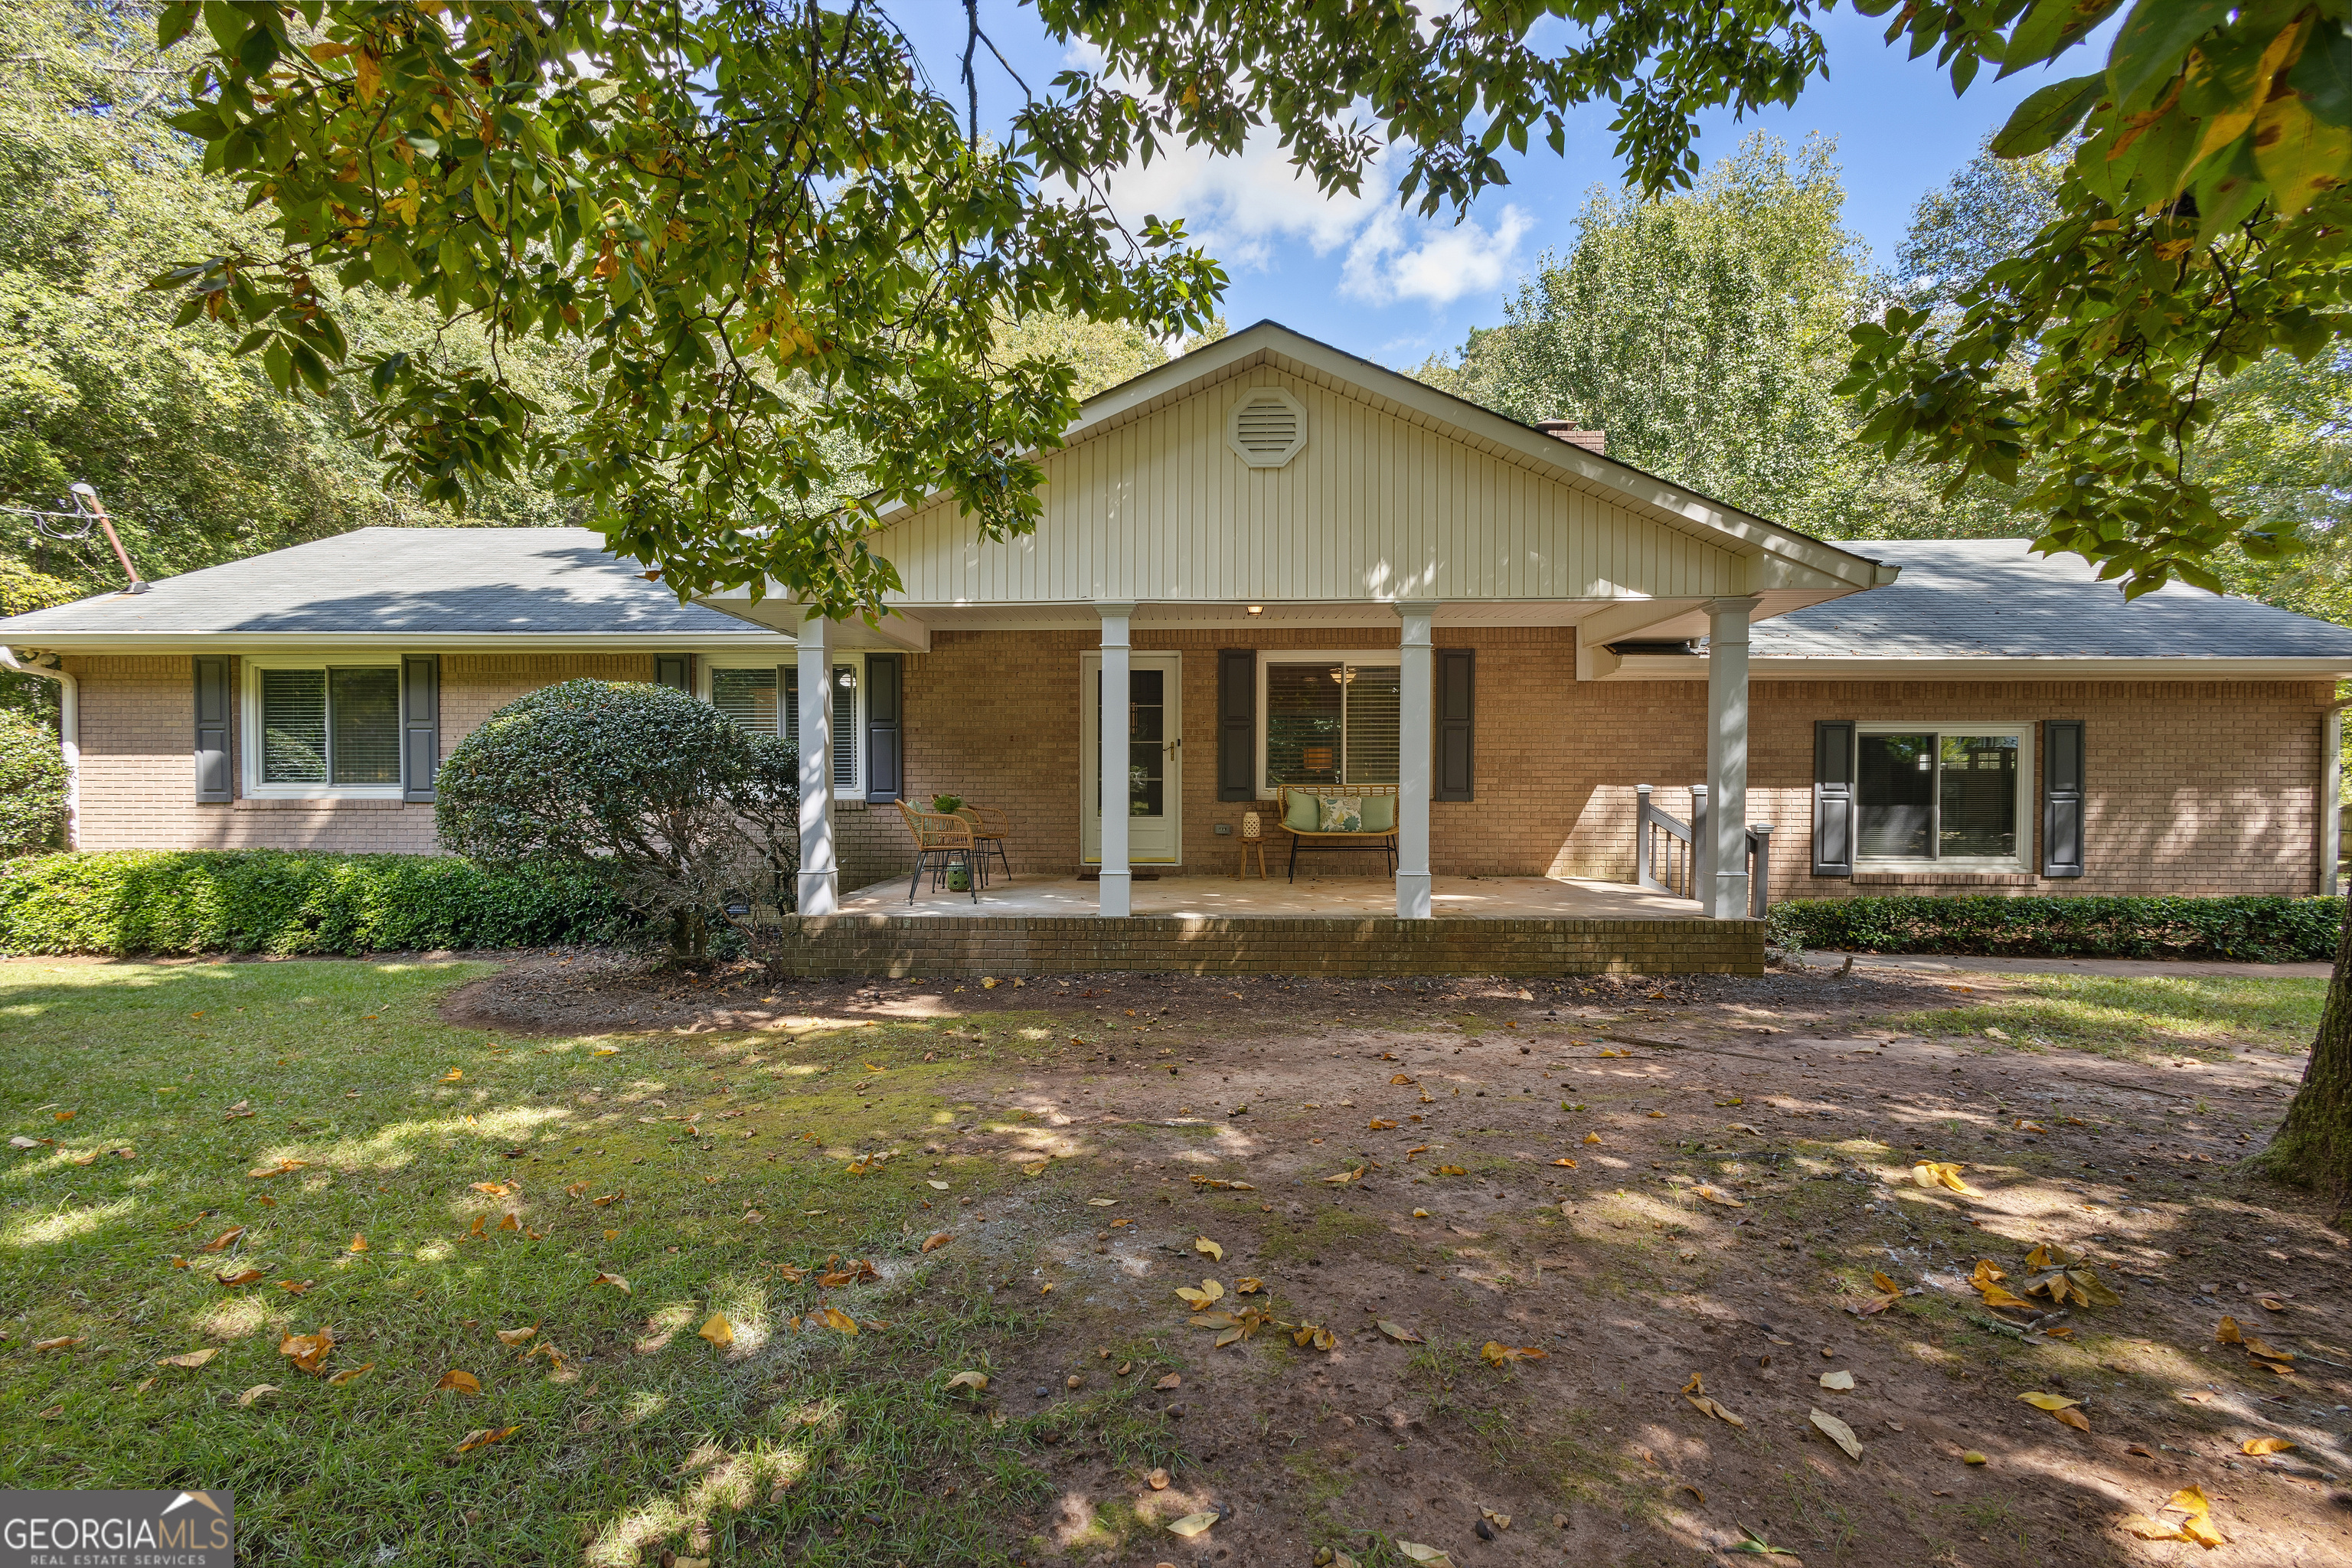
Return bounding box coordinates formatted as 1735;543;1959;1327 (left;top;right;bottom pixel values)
2263;904;2352;1207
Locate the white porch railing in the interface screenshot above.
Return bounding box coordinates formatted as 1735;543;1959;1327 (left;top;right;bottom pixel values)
1634;784;1771;917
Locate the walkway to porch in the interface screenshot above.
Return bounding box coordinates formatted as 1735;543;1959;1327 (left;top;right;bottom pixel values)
838;871;1700;920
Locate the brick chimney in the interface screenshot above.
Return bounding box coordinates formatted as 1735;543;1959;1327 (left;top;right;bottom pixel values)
1534;418;1606;456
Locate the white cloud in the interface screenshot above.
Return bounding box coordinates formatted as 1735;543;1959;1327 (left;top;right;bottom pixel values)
1090;127;1527;311
1341;201;1532;307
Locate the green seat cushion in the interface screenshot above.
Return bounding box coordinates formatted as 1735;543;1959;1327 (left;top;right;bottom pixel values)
1283;791;1322;832
1358;793;1396;833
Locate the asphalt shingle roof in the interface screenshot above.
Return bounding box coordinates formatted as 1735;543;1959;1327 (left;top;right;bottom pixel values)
1751;537;2352;660
0;527;766;639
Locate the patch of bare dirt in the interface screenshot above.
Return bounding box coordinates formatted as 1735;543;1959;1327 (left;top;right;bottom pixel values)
452;956;2352;1566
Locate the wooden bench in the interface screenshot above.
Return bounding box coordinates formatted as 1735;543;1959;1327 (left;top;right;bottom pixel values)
1274;783;1399;882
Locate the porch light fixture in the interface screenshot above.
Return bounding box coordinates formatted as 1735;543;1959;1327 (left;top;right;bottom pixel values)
1246;604;1263;616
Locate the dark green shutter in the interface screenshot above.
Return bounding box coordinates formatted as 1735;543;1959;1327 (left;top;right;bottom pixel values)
193;655;231;802
2043;720;2086;877
654;654;690;691
1217;648;1255;800
1811;720;1854;877
401;655;440;803
1434;648;1475;802
864;652;903;802
782;665;798;747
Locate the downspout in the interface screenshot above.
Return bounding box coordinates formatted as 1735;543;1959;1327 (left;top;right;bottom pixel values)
0;647;78;850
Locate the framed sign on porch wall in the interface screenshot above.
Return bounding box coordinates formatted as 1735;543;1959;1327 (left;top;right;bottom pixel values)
1080;651;1183;864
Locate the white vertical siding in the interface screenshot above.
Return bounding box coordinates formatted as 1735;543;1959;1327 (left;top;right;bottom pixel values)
876;368;1746;605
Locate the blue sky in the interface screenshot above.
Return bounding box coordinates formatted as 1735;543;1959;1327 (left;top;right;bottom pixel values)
898;5;2094;370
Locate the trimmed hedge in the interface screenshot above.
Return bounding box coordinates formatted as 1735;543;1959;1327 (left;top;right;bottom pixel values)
1766;894;2344;964
0;851;635;956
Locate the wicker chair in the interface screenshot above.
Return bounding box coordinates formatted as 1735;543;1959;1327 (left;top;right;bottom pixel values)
894;800;978;903
952;805;1014;884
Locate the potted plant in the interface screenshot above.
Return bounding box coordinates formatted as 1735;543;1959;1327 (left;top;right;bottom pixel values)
931;793;965;815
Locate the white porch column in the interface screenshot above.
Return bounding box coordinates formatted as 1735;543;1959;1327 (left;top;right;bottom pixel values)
796;613;837;916
1704;597;1757;919
1396;601;1438;919
1096;602;1135;917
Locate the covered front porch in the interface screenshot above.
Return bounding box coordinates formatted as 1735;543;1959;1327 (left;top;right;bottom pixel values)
693;323;1893;939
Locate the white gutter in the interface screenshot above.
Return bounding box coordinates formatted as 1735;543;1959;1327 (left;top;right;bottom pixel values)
0;646;77;850
1606;654;2352;681
0;632;795;652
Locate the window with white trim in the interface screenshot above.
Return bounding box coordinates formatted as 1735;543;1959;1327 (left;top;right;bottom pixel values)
1258;651;1400;795
1854;724;2031;867
704;656;863;795
242;658;405;798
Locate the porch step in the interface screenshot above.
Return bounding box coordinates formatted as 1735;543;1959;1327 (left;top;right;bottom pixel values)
771;914;1762;978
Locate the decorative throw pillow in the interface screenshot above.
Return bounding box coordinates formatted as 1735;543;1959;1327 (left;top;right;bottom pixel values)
1318;794;1364;833
1283;790;1322;832
1358;793;1396;833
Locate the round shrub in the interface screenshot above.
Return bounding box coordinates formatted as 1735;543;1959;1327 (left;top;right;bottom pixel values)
435;680;798;955
0;709;67;858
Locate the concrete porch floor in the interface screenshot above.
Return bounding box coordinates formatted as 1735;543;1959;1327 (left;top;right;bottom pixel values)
836;871;1703;920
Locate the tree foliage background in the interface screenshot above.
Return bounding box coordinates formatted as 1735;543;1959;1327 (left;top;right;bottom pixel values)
1419;132;2352;627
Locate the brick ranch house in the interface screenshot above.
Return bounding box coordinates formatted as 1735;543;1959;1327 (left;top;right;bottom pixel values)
5;320;2351;944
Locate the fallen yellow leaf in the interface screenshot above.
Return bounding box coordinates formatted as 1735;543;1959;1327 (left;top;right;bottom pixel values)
453;1425;519;1454
346;1233;368;1253
325;1362;375;1387
945;1371;988;1392
156;1348;218;1369
1396;1540;1455;1566
1481;1341;1546;1367
1583;1132;1602;1145
1166;1512;1219;1539
1155;1373;1182;1390
279;1331;335;1374
1810;1408;1861;1459
1377;1321;1423;1344
591;1271;629;1293
236;1383;279;1407
698;1313;734;1348
214;1268;266;1288
1194;1236;1223;1262
815;1308;857;1334
1692;1185;1744;1207
436;1369;482;1395
495;1325;537;1346
1819;1370;1854;1390
2242;1436;2295;1455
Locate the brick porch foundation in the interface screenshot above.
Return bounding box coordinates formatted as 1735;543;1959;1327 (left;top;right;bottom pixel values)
768;914;1765;978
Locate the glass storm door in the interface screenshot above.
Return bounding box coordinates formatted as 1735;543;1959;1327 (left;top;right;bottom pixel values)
1080;652;1182;864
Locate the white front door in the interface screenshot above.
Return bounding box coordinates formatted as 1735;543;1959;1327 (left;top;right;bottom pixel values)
1081;651;1182;864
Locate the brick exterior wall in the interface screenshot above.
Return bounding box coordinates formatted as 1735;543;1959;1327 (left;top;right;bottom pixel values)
58;643;2337;900
773;913;1765;978
65;651;665;854
845;630;2335;900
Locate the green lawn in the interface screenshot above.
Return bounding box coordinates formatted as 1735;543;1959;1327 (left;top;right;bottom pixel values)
1886;972;2325;1060
0;959;1150;1566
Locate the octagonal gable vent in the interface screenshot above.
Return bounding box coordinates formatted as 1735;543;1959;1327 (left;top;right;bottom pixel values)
1227;387;1307;468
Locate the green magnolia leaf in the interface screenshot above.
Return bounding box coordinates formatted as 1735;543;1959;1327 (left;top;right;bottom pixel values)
2000;0;2127;78
156;0;200;49
1991;74;2107;157
2107;0;2236;108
